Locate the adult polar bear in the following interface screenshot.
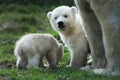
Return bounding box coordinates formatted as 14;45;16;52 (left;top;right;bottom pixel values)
74;0;120;75
47;6;89;69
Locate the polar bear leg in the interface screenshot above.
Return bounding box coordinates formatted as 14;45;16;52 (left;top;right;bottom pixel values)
88;0;120;75
74;0;106;69
93;68;120;76
70;49;88;69
46;50;57;68
16;56;28;69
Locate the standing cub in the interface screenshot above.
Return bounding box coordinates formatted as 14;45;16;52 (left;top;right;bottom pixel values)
14;33;63;69
47;6;89;69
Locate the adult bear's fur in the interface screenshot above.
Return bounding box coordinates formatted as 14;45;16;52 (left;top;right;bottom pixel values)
74;0;120;76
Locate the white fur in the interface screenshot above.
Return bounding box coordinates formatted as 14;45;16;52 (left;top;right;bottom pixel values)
14;33;63;69
27;54;40;67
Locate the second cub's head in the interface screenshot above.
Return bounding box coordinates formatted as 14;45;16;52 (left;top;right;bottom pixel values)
57;44;64;64
47;6;77;32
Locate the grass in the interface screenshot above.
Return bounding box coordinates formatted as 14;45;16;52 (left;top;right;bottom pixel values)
0;4;120;80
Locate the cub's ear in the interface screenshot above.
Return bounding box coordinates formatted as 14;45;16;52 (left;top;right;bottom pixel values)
47;12;52;19
71;6;77;14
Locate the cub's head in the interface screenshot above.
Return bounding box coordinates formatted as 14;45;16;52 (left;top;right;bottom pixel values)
47;6;77;32
57;44;64;64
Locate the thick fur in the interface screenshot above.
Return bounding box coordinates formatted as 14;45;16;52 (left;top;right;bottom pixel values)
74;0;120;76
47;6;89;69
14;33;63;69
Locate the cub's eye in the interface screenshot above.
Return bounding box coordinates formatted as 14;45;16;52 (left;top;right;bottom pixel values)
55;16;57;19
64;15;68;18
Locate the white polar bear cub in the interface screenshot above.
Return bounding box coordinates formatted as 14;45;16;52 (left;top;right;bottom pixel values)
47;6;89;69
14;33;63;69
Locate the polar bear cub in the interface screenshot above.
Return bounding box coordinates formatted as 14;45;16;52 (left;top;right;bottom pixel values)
14;33;63;69
47;6;89;69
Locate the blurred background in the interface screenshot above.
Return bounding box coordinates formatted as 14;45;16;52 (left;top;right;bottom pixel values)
0;0;74;33
0;0;74;6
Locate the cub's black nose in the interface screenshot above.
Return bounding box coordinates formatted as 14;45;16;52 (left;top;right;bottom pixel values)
58;21;65;29
58;21;64;26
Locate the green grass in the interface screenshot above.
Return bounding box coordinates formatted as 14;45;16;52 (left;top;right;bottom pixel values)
0;4;120;80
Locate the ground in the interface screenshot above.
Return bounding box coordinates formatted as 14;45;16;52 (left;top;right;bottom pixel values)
0;60;15;69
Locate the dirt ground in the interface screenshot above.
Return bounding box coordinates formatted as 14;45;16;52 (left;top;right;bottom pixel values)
0;60;16;79
0;60;16;69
